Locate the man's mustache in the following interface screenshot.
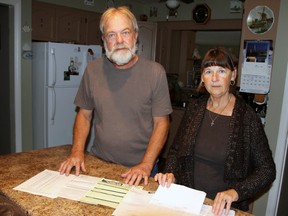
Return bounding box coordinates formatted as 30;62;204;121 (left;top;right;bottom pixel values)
113;44;130;51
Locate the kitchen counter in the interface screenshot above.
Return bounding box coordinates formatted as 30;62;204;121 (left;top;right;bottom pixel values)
0;145;253;216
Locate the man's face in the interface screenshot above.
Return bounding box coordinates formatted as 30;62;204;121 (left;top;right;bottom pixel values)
102;13;138;66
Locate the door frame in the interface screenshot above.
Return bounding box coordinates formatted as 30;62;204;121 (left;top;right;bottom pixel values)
0;0;22;152
266;63;288;215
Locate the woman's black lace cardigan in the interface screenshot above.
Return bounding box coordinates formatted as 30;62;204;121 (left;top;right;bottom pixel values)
163;94;276;211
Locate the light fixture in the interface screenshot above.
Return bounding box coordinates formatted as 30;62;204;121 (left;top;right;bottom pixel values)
166;0;180;9
166;0;180;18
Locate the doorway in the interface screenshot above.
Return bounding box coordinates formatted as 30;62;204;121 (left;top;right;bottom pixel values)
0;4;11;154
0;0;22;154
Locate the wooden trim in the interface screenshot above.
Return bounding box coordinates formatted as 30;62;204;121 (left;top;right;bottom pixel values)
157;19;242;31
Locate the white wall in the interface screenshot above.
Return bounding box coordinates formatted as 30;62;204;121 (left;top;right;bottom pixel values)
265;0;288;214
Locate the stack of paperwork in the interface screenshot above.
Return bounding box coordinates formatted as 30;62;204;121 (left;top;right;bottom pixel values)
14;169;235;216
13;169;136;207
112;184;235;216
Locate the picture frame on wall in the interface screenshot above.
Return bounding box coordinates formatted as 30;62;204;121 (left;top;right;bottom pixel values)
230;0;243;13
84;0;94;6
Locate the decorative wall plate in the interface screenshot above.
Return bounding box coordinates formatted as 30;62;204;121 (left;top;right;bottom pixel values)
247;6;274;34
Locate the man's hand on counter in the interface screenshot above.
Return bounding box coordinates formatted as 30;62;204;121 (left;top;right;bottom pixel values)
58;151;86;176
121;162;152;186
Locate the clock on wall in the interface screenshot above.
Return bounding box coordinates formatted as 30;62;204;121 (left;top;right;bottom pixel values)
192;4;211;24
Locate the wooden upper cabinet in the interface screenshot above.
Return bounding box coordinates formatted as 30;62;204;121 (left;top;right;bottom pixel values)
137;21;157;61
81;11;102;45
56;6;82;43
32;1;56;41
155;23;171;71
32;1;102;45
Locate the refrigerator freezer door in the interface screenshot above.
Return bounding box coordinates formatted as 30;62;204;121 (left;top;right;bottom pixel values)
46;87;78;147
47;43;89;87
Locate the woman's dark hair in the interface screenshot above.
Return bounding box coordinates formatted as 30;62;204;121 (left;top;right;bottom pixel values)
198;47;237;94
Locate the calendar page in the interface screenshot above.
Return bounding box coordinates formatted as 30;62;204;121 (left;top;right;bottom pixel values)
240;40;272;94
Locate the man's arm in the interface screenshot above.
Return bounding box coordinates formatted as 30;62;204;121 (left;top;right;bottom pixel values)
59;108;93;176
121;115;170;185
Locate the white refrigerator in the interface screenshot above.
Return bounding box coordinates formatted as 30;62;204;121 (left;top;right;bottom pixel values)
32;42;102;150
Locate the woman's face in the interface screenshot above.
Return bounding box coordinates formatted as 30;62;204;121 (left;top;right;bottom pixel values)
201;66;236;97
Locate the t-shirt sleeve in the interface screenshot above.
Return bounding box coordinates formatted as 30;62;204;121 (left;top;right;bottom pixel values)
74;68;94;110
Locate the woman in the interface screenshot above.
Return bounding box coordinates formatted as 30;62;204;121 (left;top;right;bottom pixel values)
155;47;276;216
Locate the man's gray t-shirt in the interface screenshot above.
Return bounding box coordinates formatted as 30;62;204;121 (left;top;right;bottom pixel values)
74;57;172;167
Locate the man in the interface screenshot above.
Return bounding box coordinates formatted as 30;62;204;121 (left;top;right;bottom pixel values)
59;6;172;186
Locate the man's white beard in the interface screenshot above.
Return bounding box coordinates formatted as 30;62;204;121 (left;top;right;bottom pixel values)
104;41;138;66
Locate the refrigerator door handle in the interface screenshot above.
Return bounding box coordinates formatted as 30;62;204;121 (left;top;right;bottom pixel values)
51;48;56;87
51;87;56;125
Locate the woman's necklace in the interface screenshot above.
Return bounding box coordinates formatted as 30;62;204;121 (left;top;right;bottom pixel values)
208;95;231;126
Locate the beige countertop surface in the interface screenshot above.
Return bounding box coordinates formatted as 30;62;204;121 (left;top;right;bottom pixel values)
0;145;253;216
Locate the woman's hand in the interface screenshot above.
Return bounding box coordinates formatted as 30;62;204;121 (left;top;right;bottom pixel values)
212;189;239;216
154;172;176;187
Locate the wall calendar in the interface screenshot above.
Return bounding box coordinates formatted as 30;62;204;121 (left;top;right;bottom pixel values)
240;40;272;94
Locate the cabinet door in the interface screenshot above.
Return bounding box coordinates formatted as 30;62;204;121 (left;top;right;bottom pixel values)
155;23;171;71
83;11;102;45
56;7;82;43
32;1;56;41
138;22;157;61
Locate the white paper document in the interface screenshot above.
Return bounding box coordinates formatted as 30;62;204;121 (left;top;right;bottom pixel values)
150;183;206;215
200;205;235;216
13;169;138;208
113;188;194;216
80;179;138;208
13;169;102;199
113;185;235;216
